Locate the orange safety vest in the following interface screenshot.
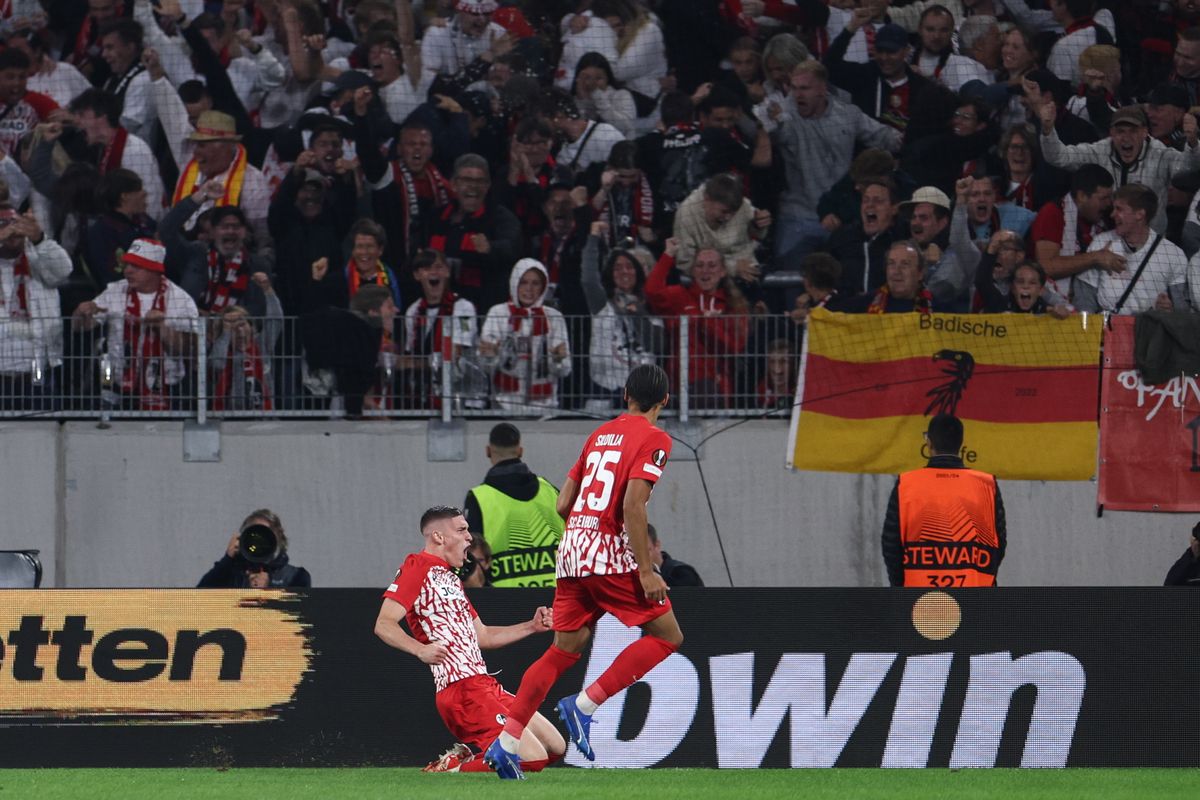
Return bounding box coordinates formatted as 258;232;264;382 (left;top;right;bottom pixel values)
898;466;1000;588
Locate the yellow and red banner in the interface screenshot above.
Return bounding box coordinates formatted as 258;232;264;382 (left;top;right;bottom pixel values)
786;310;1103;480
1098;315;1200;511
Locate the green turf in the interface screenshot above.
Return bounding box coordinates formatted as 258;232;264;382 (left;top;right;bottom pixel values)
1;768;1198;800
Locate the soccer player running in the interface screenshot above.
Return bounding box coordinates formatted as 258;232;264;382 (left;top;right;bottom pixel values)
375;506;566;773
484;364;682;779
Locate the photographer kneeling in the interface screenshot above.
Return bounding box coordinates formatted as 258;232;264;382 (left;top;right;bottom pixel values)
198;510;312;588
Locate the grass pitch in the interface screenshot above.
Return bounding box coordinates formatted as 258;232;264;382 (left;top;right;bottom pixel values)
2;768;1198;800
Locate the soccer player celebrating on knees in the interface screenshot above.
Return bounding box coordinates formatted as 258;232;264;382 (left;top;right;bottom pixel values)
374;506;565;773
484;364;682;779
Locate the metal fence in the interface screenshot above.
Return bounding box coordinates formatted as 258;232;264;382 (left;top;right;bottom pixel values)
0;312;802;421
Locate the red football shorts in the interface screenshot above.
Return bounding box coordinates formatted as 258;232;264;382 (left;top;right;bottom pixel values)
435;674;514;751
553;572;673;631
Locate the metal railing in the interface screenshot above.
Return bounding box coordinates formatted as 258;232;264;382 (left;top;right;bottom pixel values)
0;312;804;420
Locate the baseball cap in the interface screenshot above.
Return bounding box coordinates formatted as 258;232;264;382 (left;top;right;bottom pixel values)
901;186;951;211
332;69;374;96
122;238;166;274
1110;105;1148;128
1148;84;1189;110
873;25;910;54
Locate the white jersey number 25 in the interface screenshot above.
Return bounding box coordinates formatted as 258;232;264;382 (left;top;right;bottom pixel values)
572;450;622;514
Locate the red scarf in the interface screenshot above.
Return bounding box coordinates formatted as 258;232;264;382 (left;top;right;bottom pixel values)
392;161;452;250
1007;176;1034;209
912;48;951;81
213;338;272;411
537;230;570;284
866;283;932;315
3;252;30;319
414;291;458;355
100;127;128;175
1063;16;1097;35
599;174;654;244
513;156;556;225
507;303;548;335
204;248;250;313
495;303;553;397
71;15;96;64
721;0;758;35
122;280;169;410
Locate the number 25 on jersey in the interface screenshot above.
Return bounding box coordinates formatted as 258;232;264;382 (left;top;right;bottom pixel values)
573;451;622;514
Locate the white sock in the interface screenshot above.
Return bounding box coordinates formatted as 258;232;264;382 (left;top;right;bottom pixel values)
498;731;521;754
576;691;599;716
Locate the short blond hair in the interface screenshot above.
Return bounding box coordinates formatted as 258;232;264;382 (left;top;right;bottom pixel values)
791;60;828;83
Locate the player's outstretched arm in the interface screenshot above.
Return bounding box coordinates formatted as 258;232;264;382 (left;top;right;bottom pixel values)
556;476;581;520
374;598;450;664
473;606;553;650
624;479;668;603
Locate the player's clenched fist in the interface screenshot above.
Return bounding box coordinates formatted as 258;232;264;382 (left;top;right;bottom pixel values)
531;606;553;632
639;570;669;604
418;641;450;665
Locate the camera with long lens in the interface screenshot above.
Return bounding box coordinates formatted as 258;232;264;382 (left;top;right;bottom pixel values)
238;523;281;565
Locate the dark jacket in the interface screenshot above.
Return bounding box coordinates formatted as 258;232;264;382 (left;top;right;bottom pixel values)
463;458;550;540
1164;547;1200;586
902;128;996;196
84;211;157;289
824;28;955;146
660;551;704;587
817;169;919;228
827;219;904;298
159;196;271;316
973;252;1051;314
425;200;522;312
1054;106;1101;147
299;307;382;416
1134;310;1200;385
198;552;311;588
881;454;1007;587
268;169;354;313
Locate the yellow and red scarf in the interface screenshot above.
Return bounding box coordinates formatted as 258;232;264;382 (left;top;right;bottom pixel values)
867;283;932;315
346;260;393;300
172;144;249;207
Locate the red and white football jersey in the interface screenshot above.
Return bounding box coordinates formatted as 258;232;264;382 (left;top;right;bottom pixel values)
558;413;671;578
382;551;487;692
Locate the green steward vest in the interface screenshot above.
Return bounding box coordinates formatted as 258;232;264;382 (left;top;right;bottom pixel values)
472;479;563;587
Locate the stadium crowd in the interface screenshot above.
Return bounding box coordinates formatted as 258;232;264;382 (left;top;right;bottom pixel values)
0;0;1196;414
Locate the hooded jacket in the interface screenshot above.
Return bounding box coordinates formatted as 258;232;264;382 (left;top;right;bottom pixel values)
1040;131;1200;231
480;258;572;411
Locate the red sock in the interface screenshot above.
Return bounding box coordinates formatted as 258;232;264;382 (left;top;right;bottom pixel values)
586;635;677;705
458;756;490;772
502;645;580;739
